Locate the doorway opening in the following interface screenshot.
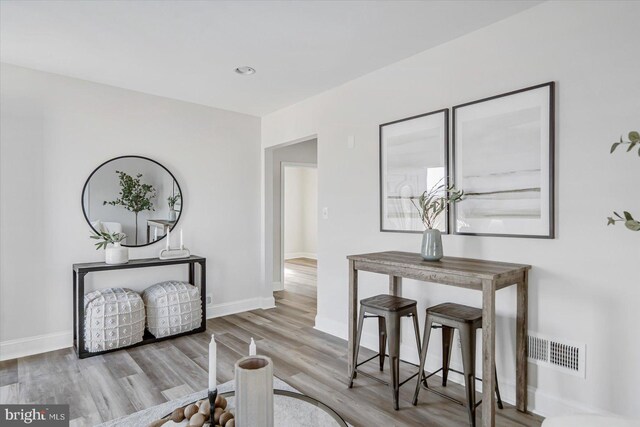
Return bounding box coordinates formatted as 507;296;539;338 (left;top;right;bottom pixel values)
264;137;317;315
282;164;317;297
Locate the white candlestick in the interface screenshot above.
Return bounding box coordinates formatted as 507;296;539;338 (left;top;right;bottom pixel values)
209;334;217;390
154;227;158;241
166;228;170;250
180;228;184;249
249;337;256;356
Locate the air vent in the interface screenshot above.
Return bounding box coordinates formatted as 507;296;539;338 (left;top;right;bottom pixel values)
527;333;585;378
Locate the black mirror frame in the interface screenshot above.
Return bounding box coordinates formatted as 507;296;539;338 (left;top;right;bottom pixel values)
81;155;183;248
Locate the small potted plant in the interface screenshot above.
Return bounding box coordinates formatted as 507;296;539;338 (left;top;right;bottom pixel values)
411;179;464;261
91;231;129;264
167;194;181;221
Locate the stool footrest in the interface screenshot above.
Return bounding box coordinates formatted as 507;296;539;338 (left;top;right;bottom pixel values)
422;367;487;383
420;376;488;408
355;354;379;368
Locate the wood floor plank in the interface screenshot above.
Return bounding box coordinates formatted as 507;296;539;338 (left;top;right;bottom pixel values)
78;362;135;421
161;384;195;400
0;359;18;386
118;373;166;411
0;383;19;403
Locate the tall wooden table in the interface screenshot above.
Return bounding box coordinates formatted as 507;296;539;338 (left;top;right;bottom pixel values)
347;251;530;427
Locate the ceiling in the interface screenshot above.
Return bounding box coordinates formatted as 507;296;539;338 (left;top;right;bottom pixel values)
0;1;542;117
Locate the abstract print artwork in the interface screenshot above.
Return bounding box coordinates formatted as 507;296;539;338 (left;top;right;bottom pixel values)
380;109;448;233
452;82;554;238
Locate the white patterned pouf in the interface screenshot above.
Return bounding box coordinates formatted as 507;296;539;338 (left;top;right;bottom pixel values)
142;281;202;338
84;288;145;352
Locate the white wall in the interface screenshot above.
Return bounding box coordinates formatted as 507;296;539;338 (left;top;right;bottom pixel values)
262;1;640;418
284;166;317;259
0;63;266;360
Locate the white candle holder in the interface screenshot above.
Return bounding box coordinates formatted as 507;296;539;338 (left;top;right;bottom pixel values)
159;247;191;259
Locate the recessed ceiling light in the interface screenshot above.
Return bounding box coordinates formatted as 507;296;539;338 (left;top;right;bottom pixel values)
235;66;256;75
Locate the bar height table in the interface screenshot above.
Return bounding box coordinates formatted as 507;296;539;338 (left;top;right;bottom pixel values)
346;251;531;427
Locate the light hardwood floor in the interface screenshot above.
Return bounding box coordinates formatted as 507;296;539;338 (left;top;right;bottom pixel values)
0;258;542;426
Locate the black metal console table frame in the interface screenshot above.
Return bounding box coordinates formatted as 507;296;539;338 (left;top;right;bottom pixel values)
73;255;206;359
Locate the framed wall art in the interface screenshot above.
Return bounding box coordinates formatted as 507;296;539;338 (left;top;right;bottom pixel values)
452;82;555;238
380;109;449;233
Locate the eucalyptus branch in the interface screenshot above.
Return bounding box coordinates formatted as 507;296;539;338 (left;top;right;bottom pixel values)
607;211;640;231
411;178;464;230
168;194;181;209
607;130;639;232
610;131;640;156
90;231;127;250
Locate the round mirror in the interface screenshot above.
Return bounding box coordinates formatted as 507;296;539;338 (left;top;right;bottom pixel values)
82;156;182;247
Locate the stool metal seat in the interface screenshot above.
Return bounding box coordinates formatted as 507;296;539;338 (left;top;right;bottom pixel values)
413;302;503;427
349;294;421;410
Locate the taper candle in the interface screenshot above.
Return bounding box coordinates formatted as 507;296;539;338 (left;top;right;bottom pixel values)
166;228;170;249
180;228;184;249
153;227;158;241
209;334;217;390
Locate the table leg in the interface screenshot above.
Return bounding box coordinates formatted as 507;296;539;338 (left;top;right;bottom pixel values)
200;260;207;330
348;260;358;378
389;275;402;296
77;272;86;358
516;271;528;412
482;279;496;427
73;270;77;351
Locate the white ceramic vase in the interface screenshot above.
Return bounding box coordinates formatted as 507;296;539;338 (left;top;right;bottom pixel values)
234;355;274;427
105;242;129;265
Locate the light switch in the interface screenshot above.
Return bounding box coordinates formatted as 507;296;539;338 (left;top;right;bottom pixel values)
322;207;329;219
347;135;355;149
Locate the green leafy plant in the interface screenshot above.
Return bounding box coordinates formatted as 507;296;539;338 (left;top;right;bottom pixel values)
610;131;640;156
411;178;464;230
607;131;639;232
104;171;156;244
90;231;127;250
167;194;181;210
607;212;640;231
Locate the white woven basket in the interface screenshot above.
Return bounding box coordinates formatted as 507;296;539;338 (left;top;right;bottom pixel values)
142;281;202;338
84;288;145;352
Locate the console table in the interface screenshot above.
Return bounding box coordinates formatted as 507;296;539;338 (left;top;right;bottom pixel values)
73;255;206;359
346;251;530;427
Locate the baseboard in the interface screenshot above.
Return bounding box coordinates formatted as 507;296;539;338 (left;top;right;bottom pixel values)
261;296;276;310
313;315;614;419
273;281;284;291
0;331;72;361
284;252;317;260
207;296;274;318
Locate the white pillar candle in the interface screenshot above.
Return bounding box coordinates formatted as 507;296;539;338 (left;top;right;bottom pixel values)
154;227;158;241
209;334;217;390
180;228;184;249
166;228;170;250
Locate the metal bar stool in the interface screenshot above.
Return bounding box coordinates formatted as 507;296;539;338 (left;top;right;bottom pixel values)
412;303;503;426
348;294;421;410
